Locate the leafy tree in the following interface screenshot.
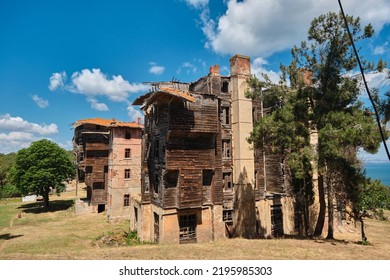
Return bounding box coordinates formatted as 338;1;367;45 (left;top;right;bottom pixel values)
247;12;383;239
9;139;75;209
0;153;16;188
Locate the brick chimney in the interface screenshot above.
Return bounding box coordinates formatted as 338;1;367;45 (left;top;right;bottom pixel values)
209;64;220;76
137;117;141;125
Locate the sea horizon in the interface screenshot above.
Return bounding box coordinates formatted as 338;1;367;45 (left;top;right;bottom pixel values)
363;161;390;186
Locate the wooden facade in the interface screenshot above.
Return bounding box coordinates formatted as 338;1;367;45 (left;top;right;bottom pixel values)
133;55;295;244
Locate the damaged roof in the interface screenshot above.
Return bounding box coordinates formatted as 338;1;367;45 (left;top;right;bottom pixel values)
133;87;195;107
73;118;143;129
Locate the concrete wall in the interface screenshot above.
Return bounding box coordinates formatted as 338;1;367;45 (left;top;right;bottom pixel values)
139;205;225;244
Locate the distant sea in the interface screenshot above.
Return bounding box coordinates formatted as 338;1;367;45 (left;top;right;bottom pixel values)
363;162;390;186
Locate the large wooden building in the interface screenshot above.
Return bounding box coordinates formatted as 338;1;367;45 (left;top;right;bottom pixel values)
132;55;295;244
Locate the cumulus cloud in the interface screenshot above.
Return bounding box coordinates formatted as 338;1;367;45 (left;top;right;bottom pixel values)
0;114;58;135
149;63;165;75
32;94;49;108
87;97;109;111
127;105;143;123
251;57;282;84
198;0;390;57
48;71;67;91
49;68;150;111
0;114;59;153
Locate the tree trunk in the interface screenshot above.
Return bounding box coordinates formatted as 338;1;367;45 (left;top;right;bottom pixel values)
360;216;367;242
326;175;334;239
314;175;326;236
43;189;50;210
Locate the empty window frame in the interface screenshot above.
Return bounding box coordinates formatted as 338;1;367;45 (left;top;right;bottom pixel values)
223;172;232;191
123;194;130;207
125;148;131;158
124;169;131;179
223;209;233;222
179;214;197;244
202;170;214;187
86;166;93;174
222;139;231;158
125;130;131;139
93;182;104;189
221;106;230;125
164;170;179;188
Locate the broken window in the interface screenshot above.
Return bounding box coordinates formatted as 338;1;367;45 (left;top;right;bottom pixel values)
222;139;231;158
125;130;131;139
104;165;108;173
123;194;130;207
93;182;104;189
134;207;138;227
164;170;179;188
223;210;233;222
202;170;214;186
223;172;232;191
221;106;230;125
125;169;131;179
179;214;197;244
125;148;131;158
221;81;229;93
79;152;84;161
144;173;150;193
86;166;93;174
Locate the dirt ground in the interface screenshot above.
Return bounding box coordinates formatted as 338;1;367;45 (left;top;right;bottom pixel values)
1;189;389;260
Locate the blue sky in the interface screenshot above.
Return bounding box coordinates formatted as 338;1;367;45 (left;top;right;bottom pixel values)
0;0;389;162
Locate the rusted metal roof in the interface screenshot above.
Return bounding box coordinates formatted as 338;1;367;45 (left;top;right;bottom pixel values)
132;87;195;107
73;118;143;129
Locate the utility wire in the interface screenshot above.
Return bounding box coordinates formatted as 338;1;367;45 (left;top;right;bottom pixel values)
338;0;390;162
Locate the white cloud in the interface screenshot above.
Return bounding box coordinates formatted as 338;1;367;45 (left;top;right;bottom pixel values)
199;0;390;57
87;97;109;111
149;63;165;75
0;114;59;153
0;114;58;135
373;42;388;55
251;57;282;84
48;71;67;91
177;62;198;75
49;68;150;111
32;94;49;108
185;0;208;9
127;105;143;123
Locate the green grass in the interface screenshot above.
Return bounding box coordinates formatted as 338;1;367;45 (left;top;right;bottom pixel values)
0;199;21;228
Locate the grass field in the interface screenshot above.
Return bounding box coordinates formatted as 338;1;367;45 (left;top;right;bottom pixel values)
1;189;389;260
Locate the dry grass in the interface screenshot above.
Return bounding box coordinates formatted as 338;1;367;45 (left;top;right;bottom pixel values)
1;189;389;260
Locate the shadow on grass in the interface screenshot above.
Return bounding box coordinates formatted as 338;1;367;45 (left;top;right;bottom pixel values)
18;199;74;214
284;234;350;244
0;233;23;240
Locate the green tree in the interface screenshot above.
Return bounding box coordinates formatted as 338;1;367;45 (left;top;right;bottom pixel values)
9;139;75;209
247;12;383;239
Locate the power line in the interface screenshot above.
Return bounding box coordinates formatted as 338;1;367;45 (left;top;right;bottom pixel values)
338;0;390;162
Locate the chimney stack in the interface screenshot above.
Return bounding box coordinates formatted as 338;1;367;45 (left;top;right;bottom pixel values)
209;64;220;76
137;117;141;125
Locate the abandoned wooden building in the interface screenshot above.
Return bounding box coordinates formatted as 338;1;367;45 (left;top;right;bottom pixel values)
73;118;143;221
132;55;295;244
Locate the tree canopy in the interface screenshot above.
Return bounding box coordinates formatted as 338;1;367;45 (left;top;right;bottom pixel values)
9;139;75;208
246;11;384;239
